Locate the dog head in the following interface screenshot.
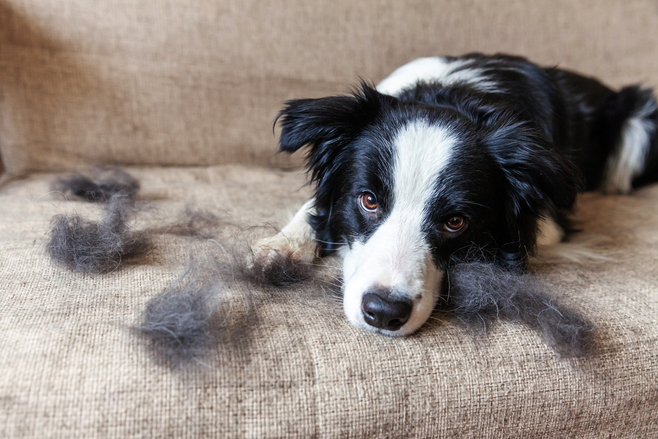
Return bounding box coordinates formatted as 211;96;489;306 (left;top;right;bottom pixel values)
277;84;580;336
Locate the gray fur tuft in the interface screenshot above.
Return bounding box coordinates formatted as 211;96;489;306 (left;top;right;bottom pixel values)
52;167;140;202
139;267;223;367
47;197;149;274
447;262;594;357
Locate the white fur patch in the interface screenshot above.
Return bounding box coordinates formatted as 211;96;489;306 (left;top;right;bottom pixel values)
536;216;564;247
376;57;499;96
341;121;456;335
603;98;657;194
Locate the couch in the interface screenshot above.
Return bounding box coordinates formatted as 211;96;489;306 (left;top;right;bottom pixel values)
1;0;657;437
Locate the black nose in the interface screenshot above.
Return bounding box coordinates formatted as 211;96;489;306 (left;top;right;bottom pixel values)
361;292;413;331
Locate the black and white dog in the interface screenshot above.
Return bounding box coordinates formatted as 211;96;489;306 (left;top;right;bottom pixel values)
254;53;658;336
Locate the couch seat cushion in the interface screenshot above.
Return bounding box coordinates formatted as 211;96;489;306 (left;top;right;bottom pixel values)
0;165;657;438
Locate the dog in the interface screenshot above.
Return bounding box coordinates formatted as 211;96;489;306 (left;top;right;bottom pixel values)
253;53;658;336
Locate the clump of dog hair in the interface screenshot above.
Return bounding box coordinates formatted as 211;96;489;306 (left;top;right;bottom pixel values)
446;262;595;357
139;267;224;367
137;246;280;368
136;226;319;367
47;197;149;274
149;207;222;240
52;167;140;202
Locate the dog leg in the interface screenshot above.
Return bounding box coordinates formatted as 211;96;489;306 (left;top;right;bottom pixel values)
536;216;565;246
250;198;319;267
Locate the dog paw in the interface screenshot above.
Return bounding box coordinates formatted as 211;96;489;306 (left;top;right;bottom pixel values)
247;233;317;286
250;233;316;264
536;216;565;247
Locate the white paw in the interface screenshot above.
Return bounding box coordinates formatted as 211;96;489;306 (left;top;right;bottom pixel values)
536;216;565;247
248;232;318;270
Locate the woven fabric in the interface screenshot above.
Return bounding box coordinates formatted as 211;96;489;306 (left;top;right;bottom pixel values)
0;165;657;438
1;0;658;173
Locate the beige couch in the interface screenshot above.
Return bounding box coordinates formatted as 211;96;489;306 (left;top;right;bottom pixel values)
1;1;658;437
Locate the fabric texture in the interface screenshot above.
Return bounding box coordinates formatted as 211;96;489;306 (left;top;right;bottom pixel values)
1;0;658;174
0;165;657;438
1;1;658;437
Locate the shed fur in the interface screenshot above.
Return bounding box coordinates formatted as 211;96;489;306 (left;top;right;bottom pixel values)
447;262;595;357
52;167;140;202
47;196;149;274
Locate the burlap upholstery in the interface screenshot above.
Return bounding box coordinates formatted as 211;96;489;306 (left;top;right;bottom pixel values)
0;166;657;437
1;0;658;174
1;0;658;437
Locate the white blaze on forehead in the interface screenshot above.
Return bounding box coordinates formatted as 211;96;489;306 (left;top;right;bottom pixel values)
341;120;457;335
376;56;499;96
392;120;455;213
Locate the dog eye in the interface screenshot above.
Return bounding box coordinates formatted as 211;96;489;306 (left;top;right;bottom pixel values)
443;216;467;233
359;192;378;213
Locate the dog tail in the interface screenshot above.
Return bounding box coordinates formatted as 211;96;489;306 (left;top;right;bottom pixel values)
597;86;658;193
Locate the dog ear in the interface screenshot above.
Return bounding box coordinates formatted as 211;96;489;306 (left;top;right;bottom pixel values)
276;83;397;185
484;118;584;267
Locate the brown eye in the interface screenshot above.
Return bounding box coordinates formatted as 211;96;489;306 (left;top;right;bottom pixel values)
443;216;466;233
359;192;378;212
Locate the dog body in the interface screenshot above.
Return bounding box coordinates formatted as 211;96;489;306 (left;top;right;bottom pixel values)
256;53;658;336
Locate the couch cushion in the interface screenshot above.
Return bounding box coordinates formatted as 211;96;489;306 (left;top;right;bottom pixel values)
0;165;657;437
1;0;658;174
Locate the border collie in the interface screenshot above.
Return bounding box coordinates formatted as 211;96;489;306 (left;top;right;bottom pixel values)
253;53;658;336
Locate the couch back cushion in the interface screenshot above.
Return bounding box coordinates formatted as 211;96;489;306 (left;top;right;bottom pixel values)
1;0;658;174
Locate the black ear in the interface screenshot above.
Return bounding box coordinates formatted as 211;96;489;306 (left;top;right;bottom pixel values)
275;84;397;255
276;83;397;188
484;118;584;266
